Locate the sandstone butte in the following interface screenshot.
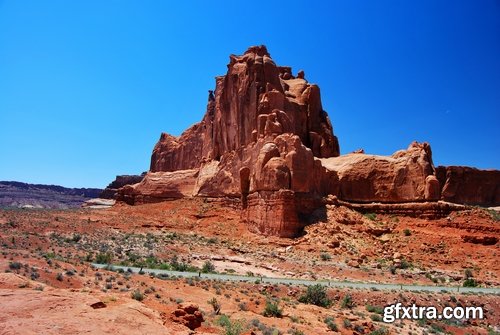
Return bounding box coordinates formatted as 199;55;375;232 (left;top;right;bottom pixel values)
102;45;500;237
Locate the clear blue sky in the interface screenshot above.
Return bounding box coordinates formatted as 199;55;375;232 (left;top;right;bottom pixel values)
0;0;499;188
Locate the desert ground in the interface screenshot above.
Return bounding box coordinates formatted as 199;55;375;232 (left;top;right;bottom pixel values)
0;199;498;335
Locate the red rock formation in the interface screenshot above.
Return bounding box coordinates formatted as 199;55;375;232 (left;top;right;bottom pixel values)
100;174;145;199
111;45;499;237
150;45;339;173
435;166;500;207
170;304;204;330
117;170;198;205
320;142;438;203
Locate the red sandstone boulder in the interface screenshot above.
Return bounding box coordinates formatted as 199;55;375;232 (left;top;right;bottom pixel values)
170;304;204;330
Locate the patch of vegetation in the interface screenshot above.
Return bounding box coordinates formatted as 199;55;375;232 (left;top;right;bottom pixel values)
403;228;411;236
208;297;221;315
340;294;354;309
95;252;113;264
9;261;22;270
463;278;478;287
169;255;199;272
288;328;304;335
216;315;244;335
202;260;216;273
486;209;500;222
298;284;331;307
263;299;283;318
324;316;338;331
343;318;352;328
368;327;389;335
364;213;377;221
366;305;384;314
131;289;144;301
320;252;331;261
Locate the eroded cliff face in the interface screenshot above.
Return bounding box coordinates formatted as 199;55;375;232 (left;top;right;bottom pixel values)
149;45;339;173
115;45;499;237
436;166;500;206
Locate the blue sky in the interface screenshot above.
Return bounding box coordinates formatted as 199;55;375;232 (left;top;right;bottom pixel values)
0;0;499;188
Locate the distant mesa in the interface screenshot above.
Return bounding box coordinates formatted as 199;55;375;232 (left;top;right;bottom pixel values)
102;45;499;237
0;181;102;209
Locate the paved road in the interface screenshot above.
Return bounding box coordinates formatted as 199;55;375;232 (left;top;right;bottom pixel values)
92;263;500;294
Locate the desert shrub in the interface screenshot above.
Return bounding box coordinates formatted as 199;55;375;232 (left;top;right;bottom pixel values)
131;289;144;301
370;314;383;322
403;229;411;236
9;262;22;270
202;260;216;273
320;252;331;261
343;318;352;328
340;294;354;309
324;316;338;331
288;328;304;335
464;269;473;279
238;301;249;311
216;315;244;335
368;327;389;335
366;305;384;314
95;252;113;264
463;278;478;287
364;213;377;221
56;273;64;281
170;255;198;272
298;284;331;307
263;299;283;318
208;297;221;315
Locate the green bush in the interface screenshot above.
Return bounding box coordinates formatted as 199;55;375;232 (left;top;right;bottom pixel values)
131;289;144;301
463;278;478;287
324;316;338;331
403;229;411;236
9;262;22;270
202;260;216;273
320;252;331;261
95;252;113;264
340;294;354;309
216;315;244;335
366;305;384;314
263;299;283;318
298;284;331;307
364;213;377;221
